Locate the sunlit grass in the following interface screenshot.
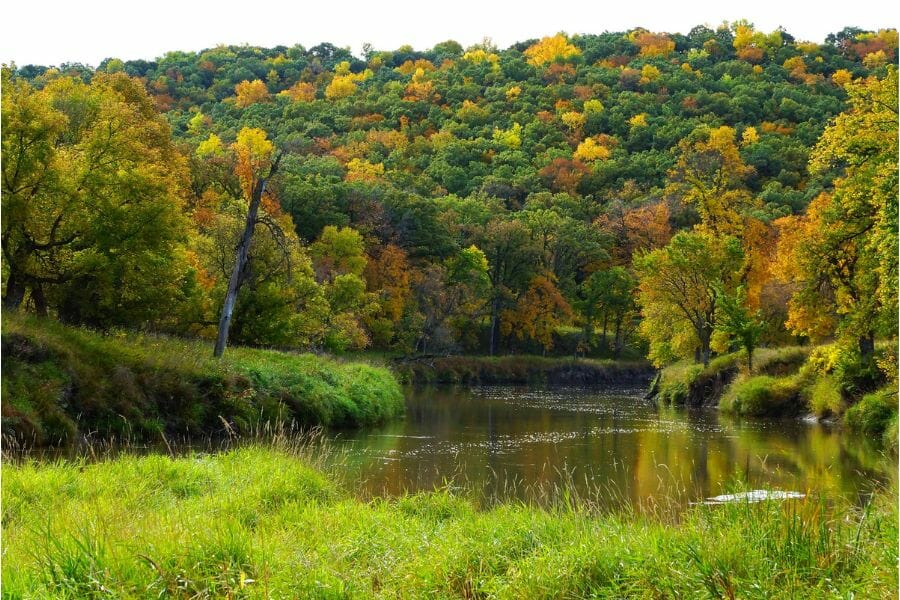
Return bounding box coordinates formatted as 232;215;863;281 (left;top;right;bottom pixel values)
2;441;896;598
1;312;404;446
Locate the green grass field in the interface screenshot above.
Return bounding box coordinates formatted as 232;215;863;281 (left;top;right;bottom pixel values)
2;442;896;598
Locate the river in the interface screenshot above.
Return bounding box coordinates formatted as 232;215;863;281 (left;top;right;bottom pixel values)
327;384;895;508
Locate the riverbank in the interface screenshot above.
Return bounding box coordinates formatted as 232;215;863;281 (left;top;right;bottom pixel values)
2;445;895;598
1;314;403;446
650;345;898;448
394;355;654;385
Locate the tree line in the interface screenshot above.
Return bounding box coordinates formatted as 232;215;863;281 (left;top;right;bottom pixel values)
2;23;897;363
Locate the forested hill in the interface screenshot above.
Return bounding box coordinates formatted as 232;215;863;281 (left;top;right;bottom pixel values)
5;24;898;358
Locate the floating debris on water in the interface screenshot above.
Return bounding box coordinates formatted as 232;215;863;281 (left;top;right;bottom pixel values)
697;490;806;505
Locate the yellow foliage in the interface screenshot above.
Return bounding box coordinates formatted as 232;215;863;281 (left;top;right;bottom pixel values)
741;126;759;146
234;79;270;107
863;50;888;69
395;59;435;75
345;158;384;183
492;123;522;149
574;137;611;162
232;127;274;198
524;34;581;66
629;113;648;128
505;86;522;100
326;76;357;100
280;81;316;102
462;49;499;64
560;111;586;131
832;69;853;86
640;64;661;83
583;99;604;114
196;133;225;157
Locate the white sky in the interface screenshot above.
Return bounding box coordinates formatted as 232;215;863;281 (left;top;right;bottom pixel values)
3;0;899;67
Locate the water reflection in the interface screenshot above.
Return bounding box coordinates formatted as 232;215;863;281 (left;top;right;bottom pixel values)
328;385;896;508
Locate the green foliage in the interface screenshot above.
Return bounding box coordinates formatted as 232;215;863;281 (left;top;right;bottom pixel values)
635;232;744;366
807;376;844;417
720;374;805;416
2;446;896;597
844;385;899;442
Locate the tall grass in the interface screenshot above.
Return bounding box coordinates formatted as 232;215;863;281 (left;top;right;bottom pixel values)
1;313;404;446
2;443;896;598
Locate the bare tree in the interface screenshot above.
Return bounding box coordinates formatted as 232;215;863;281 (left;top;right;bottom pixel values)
213;153;282;357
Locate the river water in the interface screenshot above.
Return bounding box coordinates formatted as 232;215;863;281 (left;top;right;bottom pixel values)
327;385;895;508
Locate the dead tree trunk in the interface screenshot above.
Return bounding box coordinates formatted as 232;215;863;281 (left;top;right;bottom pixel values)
213;155;281;358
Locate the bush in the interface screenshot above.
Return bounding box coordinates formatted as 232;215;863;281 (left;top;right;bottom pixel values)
720;375;805;416
844;386;898;442
807;375;843;418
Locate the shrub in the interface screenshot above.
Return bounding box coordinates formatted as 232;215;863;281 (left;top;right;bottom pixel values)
807;375;843;418
844;386;898;442
720;375;804;416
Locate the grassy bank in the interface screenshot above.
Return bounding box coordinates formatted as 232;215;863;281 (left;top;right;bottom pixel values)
652;344;898;447
1;314;404;446
2;445;895;598
393;355;653;385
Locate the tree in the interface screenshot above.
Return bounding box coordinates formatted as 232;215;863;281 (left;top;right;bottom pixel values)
213;128;283;357
524;34;582;66
776;68;898;355
501;274;572;354
2;71;192;327
715;285;765;371
576;267;637;357
635;232;744;366
476;219;539;355
234;79;270;107
666;125;755;236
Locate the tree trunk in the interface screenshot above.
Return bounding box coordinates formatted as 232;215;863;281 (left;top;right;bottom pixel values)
489;297;500;356
747;348;753;373
214;158;279;358
3;268;27;310
613;315;622;359
858;334;875;358
600;314;609;353
31;285;48;317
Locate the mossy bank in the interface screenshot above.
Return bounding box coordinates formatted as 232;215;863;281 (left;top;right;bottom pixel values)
1;314;403;446
2;446;895;598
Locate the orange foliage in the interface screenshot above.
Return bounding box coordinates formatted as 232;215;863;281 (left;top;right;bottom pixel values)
539;158;589;194
364;244;412;323
501;275;572;351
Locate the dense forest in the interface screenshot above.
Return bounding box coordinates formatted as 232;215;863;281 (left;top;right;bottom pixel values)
3;23;898;366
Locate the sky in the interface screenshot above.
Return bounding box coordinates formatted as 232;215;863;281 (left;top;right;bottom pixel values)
3;0;898;67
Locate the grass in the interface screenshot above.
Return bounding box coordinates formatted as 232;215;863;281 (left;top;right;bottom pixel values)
720;374;806;417
393;355;653;385
1;313;404;446
655;352;740;407
1;442;896;598
845;385;899;446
